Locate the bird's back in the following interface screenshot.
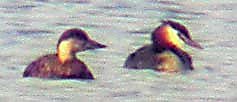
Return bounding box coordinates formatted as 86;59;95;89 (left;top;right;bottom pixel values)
23;54;94;79
124;45;157;69
124;45;187;72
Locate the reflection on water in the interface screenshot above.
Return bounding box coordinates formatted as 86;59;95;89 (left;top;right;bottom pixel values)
0;0;236;101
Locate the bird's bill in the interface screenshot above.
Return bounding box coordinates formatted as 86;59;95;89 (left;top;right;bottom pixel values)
183;37;203;49
85;40;107;50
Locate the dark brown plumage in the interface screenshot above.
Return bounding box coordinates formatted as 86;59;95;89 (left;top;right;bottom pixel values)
124;20;202;72
23;28;106;79
23;54;94;79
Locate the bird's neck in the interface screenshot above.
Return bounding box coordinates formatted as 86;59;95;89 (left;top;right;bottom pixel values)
57;40;76;64
58;50;75;64
170;47;194;70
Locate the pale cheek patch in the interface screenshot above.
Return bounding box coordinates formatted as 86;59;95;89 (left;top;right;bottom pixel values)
165;26;185;49
58;39;75;63
58;39;76;54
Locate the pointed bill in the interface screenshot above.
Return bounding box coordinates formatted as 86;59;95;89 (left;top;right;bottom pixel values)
179;34;203;49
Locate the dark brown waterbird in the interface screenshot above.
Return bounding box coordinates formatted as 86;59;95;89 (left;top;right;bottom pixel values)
124;20;203;72
23;28;106;79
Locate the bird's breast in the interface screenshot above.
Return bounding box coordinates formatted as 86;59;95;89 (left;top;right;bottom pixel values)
153;51;183;72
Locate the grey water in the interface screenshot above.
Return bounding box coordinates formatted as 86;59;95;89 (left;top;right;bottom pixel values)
0;0;236;102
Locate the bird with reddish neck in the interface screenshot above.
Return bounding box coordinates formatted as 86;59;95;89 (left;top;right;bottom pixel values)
23;28;106;79
124;20;203;72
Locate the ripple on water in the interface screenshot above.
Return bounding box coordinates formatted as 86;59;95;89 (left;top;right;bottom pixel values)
15;29;53;35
